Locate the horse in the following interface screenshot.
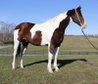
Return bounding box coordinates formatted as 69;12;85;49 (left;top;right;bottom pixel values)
12;6;86;73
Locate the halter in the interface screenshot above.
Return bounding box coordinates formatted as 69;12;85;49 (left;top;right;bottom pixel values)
75;9;83;26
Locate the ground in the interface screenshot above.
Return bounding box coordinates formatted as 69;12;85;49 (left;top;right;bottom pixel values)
0;36;98;84
0;55;98;84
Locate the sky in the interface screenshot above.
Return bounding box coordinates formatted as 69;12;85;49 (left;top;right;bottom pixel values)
0;0;98;35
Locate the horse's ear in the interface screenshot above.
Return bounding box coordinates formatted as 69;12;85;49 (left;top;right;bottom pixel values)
67;9;74;16
77;6;81;10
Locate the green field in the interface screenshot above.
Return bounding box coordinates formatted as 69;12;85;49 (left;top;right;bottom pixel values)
28;36;98;52
0;36;98;84
0;55;98;84
0;36;98;55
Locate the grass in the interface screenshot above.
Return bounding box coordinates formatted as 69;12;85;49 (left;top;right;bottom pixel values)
0;55;98;84
61;36;98;51
27;36;98;52
0;36;98;55
0;36;98;83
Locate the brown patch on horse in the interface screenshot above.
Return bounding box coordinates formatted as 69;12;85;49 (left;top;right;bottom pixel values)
50;16;70;54
31;31;42;46
15;22;35;42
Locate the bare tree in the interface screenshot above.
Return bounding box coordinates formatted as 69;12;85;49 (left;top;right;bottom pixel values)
0;21;16;44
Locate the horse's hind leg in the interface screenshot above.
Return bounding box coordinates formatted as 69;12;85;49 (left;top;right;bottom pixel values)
20;48;26;68
20;40;28;69
20;44;25;69
12;35;20;70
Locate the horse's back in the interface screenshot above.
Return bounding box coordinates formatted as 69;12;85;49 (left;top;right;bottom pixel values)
15;22;35;30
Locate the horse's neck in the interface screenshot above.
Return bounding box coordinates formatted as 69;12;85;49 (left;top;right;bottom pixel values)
37;12;70;34
45;12;68;27
58;16;70;33
48;12;70;33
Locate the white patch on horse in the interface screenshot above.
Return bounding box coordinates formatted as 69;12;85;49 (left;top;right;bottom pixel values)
30;12;68;45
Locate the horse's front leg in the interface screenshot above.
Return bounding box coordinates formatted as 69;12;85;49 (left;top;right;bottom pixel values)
48;52;53;73
47;44;54;73
53;47;60;72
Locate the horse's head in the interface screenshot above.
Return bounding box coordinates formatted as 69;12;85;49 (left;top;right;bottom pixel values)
67;6;86;29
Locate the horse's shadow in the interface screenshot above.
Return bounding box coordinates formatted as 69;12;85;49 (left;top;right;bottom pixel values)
24;58;87;68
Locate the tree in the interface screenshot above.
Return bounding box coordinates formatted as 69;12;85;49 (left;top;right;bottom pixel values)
0;21;16;44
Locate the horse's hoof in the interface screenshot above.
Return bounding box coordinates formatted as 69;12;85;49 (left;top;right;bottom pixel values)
55;67;59;72
48;69;54;73
49;70;53;73
20;66;24;69
12;68;15;70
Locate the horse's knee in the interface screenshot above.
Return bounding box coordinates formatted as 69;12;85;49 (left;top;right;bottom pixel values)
49;44;55;54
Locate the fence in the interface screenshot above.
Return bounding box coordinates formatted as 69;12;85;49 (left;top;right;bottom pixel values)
0;45;98;56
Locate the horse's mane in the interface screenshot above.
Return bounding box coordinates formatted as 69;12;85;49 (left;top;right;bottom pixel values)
45;12;67;24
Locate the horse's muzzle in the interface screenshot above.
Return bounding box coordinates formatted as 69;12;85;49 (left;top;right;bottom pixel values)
81;22;86;29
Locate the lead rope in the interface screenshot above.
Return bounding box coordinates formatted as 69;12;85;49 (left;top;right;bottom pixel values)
75;9;98;51
81;29;98;51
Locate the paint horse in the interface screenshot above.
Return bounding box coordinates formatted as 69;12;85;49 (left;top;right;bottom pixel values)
12;6;86;73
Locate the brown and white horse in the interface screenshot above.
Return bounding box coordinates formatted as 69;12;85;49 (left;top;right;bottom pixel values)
12;6;86;73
